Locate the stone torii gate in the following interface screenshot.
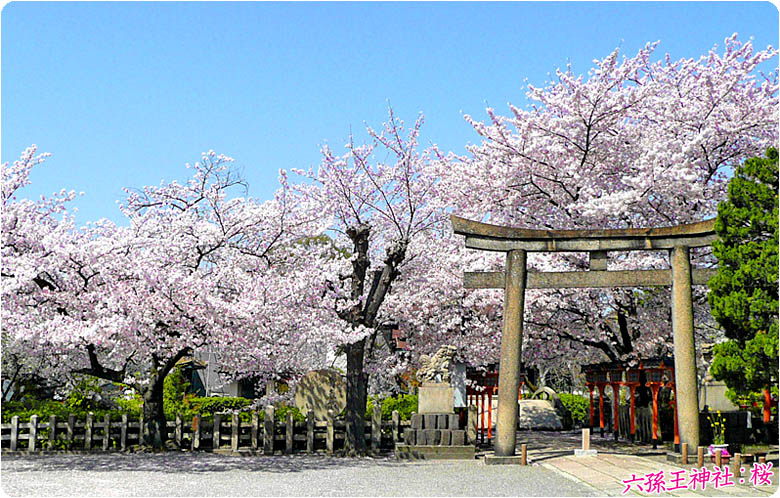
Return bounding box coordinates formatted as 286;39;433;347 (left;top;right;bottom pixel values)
451;215;718;457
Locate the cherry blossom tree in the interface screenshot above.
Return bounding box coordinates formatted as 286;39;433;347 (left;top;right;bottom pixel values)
437;34;778;368
2;150;327;447
289;108;447;454
2;146;81;400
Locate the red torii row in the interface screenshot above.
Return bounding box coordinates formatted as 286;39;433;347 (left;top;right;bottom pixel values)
583;358;676;449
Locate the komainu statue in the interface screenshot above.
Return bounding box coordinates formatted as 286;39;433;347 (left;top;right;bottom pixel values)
416;345;457;383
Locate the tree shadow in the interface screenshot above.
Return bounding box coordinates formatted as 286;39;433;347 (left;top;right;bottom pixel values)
1;453;408;474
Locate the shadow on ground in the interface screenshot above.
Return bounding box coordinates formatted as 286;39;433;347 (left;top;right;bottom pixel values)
1;453;409;474
505;429;666;463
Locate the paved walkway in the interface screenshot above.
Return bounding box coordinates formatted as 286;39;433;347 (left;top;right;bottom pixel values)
541;453;776;497
516;429;668;462
504;430;778;497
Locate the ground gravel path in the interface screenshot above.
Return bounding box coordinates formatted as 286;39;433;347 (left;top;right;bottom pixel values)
1;452;598;496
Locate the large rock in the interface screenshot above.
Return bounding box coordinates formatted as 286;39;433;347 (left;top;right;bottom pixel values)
294;369;346;421
518;400;563;430
530;387;573;429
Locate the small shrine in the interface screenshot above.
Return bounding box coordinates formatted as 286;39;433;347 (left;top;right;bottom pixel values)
583;358;676;449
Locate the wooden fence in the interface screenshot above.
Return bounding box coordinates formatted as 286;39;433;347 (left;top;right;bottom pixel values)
1;406;411;454
617;405;654;442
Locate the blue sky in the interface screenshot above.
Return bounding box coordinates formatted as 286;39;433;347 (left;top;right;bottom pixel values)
3;1;778;226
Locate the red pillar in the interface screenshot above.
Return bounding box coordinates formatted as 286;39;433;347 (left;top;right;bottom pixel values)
764;388;772;423
651;385;661;449
598;384;606;437
588;385;595;428
487;391;493;441
629;386;636;441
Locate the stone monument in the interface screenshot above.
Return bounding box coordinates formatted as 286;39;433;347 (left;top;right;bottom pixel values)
294;369;347;421
416;345;457;414
395;346;475;460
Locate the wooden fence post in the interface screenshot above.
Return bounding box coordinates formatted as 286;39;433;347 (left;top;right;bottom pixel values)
681;442;688;465
306;411;314;454
232;414;239;451
732;453;742;479
28;415;38;452
192;414;201;450
48;415;57;450
326;409;334;455
391;411;400;443
285;412;294;454
251;412;259;451
139;414;144;446
263;406;275;454
10;416;18;451
697;446;705;467
85;413;94;450
103;414;111;450
121;414;128;451
371;406;381;452
213;414;222;450
175;413;183;447
67;414;75;448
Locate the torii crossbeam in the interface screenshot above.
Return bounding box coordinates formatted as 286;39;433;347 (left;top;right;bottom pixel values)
451;215;717;457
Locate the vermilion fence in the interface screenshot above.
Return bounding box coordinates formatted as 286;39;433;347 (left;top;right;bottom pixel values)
466;371;526;444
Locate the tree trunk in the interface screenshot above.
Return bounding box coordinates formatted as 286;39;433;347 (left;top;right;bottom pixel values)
140;372;167;449
344;339;367;455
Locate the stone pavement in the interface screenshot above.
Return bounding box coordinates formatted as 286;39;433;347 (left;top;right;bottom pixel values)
516;429;667;463
505;430;778;497
540;453;777;497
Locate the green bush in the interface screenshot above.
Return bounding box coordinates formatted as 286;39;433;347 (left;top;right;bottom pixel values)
366;394;418;420
1;400;70;423
180;396;252;418
0;399;134;423
274;404;305;423
558;393;589;426
116;395;143;418
163;367;191;420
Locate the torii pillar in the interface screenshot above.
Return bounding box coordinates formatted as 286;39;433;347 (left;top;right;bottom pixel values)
451;215;717;457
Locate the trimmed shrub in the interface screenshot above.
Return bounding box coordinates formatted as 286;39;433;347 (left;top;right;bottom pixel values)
558;393;589;426
366;394;418;420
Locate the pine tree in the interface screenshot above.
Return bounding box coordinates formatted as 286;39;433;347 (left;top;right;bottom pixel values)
708;148;778;412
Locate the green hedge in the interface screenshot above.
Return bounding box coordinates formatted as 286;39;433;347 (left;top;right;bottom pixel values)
0;400;141;423
558;393;589;426
366;394;418;421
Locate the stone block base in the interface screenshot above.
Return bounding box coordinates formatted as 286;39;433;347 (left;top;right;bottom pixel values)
665;451;688;464
484;454;528;465
418;384;455;414
394;444;476;460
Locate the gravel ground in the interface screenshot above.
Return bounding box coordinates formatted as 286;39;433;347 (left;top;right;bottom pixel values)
1;453;598;497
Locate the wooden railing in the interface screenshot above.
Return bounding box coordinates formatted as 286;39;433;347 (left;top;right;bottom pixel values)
1;407;410;454
617;405;654;443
